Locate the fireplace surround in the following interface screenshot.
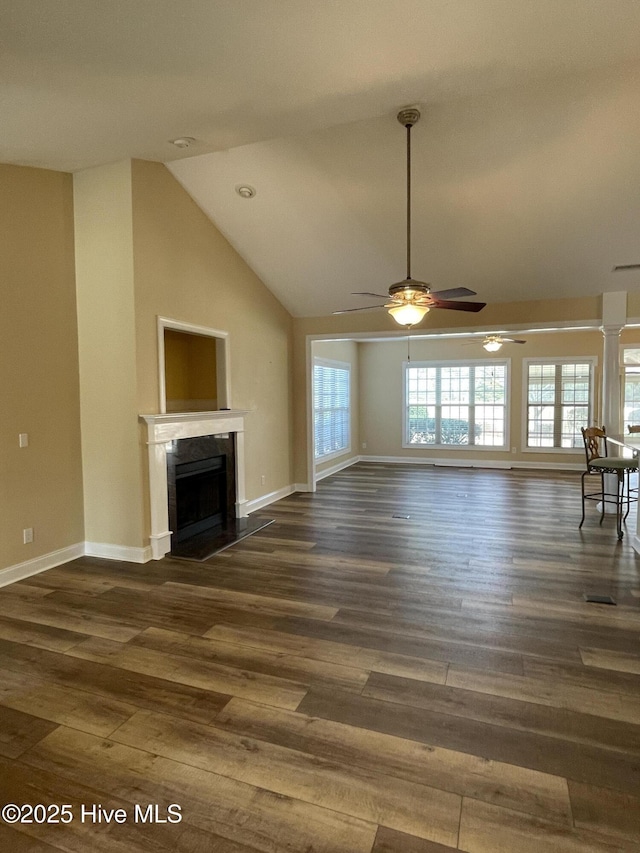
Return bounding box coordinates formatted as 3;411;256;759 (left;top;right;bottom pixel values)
140;410;248;559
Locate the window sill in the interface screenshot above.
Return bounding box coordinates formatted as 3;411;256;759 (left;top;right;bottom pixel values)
315;446;352;465
522;447;582;454
403;442;508;452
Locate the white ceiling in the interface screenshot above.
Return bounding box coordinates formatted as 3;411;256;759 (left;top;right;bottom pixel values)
4;1;640;317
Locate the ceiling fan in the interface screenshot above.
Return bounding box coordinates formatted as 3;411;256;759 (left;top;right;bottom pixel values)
333;107;486;327
478;334;527;352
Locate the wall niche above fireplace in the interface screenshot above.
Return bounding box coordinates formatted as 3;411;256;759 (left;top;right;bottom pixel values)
158;317;229;414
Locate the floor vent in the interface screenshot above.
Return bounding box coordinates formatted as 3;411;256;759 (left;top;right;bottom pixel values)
584;594;617;605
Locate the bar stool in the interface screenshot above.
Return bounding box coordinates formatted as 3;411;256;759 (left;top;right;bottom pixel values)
579;426;638;540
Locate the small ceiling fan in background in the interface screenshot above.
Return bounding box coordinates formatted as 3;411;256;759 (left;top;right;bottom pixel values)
477;334;527;352
333;107;486;327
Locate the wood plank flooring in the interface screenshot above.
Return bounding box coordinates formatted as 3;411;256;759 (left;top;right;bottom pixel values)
1;463;640;851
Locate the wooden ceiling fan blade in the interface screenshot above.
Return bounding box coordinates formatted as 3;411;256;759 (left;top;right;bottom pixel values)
332;304;386;314
503;338;527;344
431;300;487;312
351;291;391;299
429;287;477;300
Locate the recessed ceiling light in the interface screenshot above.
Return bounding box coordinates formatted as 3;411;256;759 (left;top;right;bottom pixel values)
235;185;256;199
169;137;195;149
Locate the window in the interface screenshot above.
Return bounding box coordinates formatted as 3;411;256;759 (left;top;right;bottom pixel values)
313;358;350;460
404;360;507;447
622;348;640;431
525;359;594;449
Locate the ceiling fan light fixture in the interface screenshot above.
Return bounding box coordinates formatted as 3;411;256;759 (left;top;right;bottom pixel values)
389;303;429;326
483;338;503;352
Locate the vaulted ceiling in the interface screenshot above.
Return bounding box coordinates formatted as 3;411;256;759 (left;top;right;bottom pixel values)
4;1;640;317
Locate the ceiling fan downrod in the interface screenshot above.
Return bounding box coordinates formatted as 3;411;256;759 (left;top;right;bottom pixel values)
397;108;420;283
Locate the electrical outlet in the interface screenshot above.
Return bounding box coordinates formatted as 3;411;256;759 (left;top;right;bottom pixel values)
362;442;367;450
19;433;28;448
512;447;517;453
261;475;266;485
23;527;33;544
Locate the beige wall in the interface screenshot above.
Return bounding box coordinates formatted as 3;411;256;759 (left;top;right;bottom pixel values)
72;159;294;553
313;339;360;476
74;161;145;549
131;160;293;507
0;165;84;570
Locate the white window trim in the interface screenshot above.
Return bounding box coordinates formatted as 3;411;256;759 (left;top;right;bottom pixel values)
313;357;352;463
621;344;640;365
620;345;640;430
521;356;597;453
402;358;510;451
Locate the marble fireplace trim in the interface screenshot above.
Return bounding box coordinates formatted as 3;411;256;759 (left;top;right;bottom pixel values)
140;411;249;560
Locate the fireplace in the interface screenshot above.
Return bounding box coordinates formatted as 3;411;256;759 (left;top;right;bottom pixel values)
174;455;226;542
140;410;248;560
167;433;236;549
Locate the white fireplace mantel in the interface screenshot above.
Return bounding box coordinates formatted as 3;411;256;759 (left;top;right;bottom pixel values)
140;410;249;559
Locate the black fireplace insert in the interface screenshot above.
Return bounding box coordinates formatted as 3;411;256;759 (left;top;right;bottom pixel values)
174;454;226;542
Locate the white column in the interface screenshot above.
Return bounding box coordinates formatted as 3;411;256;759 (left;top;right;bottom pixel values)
601;292;627;431
601;324;623;435
600;293;626;513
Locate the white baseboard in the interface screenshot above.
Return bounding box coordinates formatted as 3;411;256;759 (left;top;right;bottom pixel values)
315;455;361;481
245;484;296;514
509;460;583;471
360;454;580;471
294;482;313;492
84;541;153;564
360;454;435;465
0;543;84;589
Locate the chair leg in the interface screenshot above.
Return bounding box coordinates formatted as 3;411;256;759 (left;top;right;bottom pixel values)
579;472;587;528
617;470;624;540
624;469;632;521
599;473;606;525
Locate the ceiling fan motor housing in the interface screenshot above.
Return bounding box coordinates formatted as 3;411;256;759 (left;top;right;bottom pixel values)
389;280;431;300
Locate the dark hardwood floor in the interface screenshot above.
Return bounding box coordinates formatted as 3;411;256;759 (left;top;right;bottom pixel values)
1;463;640;851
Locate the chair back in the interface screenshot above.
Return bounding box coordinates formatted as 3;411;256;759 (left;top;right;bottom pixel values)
628;425;640;433
581;426;607;467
